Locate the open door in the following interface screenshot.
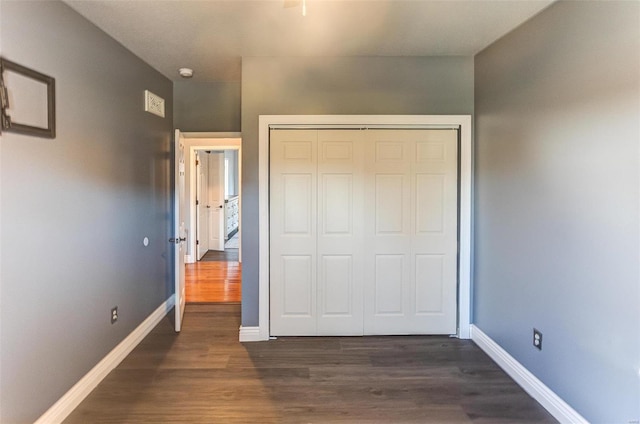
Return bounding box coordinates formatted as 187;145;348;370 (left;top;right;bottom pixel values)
173;129;187;332
196;152;210;260
208;152;225;251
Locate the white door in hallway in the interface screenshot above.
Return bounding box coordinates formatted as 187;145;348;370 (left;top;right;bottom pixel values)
208;152;225;251
269;128;458;336
196;152;210;260
173;129;187;332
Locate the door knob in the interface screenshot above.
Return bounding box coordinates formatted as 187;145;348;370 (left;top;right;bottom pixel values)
219;205;223;209
206;205;210;208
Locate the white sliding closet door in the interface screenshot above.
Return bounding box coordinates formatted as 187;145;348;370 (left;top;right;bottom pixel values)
270;130;365;336
270;128;458;336
316;130;365;335
270;130;318;335
363;130;458;335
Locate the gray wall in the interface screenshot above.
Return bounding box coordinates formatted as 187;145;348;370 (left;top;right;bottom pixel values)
474;2;639;422
241;56;474;325
174;81;241;132
0;2;173;422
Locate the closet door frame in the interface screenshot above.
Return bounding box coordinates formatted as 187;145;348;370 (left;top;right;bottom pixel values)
247;115;472;342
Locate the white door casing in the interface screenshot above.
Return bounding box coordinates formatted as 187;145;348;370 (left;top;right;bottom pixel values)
174;129;187;332
208;152;225;251
196;152;210;260
269;128;457;336
184;135;242;264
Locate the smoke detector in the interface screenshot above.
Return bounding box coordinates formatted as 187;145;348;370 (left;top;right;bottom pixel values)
178;68;194;78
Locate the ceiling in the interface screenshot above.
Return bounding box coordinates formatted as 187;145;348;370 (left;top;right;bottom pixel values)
65;0;554;82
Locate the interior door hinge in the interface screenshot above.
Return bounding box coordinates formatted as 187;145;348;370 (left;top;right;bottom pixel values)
196;240;199;245
196;199;199;206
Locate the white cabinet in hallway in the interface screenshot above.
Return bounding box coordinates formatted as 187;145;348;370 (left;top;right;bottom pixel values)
225;195;239;239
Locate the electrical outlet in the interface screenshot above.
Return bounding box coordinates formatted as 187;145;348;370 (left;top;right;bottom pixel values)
533;328;542;350
111;306;118;324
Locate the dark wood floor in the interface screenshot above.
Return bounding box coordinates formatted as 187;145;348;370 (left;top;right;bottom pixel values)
64;304;556;423
200;248;239;262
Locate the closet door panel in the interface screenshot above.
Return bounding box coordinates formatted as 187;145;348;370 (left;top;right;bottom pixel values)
319;255;353;315
412;130;458;334
364;131;412;334
365;129;458;335
270;130;318;335
374;254;405;315
414;254;445;313
317;130;364;335
281;255;314;316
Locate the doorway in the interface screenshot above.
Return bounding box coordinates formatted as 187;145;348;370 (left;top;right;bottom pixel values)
181;133;242;303
194;149;236;258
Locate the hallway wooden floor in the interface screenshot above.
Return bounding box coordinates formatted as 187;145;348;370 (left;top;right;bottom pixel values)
186;249;241;303
64;304;556;423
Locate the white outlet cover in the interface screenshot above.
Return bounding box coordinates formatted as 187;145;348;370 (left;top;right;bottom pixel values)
144;90;165;118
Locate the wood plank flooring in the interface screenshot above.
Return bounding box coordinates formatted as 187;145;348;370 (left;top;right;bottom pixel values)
200;248;239;262
186;251;241;303
64;304;556;424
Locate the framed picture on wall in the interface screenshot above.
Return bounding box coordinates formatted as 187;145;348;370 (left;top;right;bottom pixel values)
1;57;56;138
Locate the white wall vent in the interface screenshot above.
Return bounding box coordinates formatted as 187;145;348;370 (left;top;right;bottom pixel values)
144;90;165;118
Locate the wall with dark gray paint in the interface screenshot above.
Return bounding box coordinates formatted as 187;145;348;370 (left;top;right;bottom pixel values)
0;1;173;422
241;56;474;325
174;81;241;132
474;2;639;422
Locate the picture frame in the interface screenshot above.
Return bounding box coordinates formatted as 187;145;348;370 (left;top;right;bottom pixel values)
1;57;56;138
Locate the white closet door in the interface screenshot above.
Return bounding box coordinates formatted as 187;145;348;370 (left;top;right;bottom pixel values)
270;128;458;336
270;130;318;335
316;130;365;335
364;130;458;335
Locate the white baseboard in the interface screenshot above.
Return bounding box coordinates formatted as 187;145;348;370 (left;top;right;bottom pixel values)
185;254;194;264
35;295;176;424
239;326;265;342
470;324;588;424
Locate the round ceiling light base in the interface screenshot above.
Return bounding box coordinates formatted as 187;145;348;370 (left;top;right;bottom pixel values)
178;68;194;78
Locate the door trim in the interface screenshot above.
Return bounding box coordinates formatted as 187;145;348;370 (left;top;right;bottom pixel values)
182;133;242;263
256;115;472;341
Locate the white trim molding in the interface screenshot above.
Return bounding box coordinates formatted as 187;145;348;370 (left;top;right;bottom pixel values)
179;132;243;266
255;115;473;342
239;326;262;342
35;295;176;424
470;325;588;424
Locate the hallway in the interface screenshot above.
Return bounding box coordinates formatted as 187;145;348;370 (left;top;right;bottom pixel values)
186;246;241;303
